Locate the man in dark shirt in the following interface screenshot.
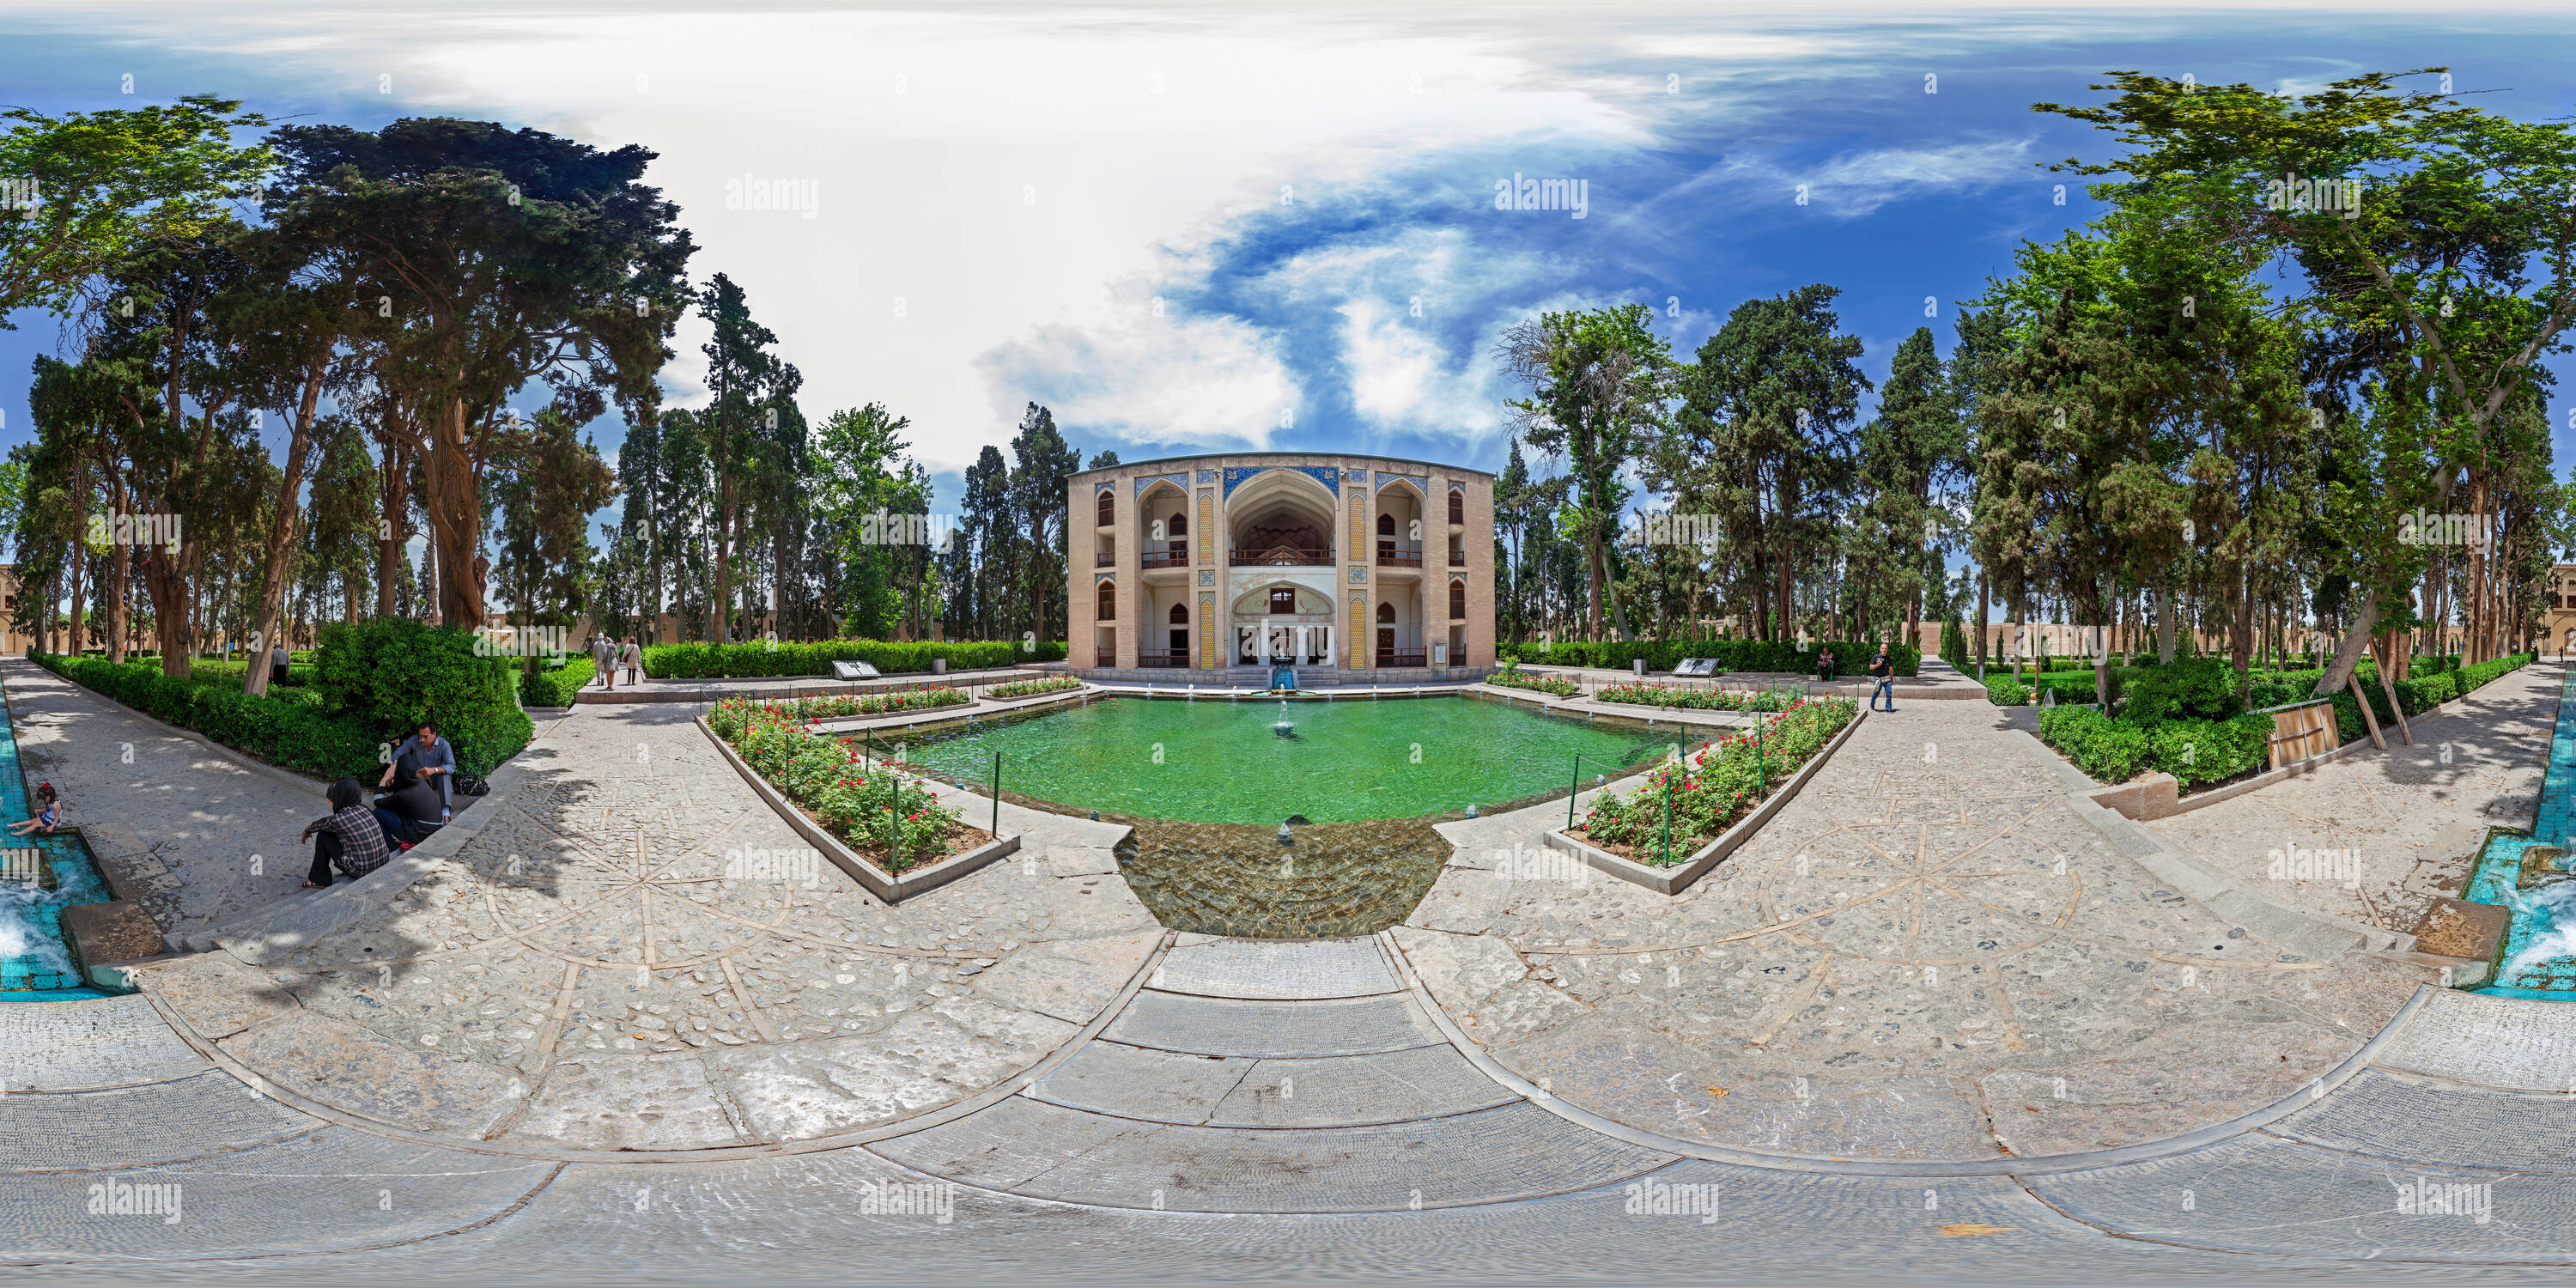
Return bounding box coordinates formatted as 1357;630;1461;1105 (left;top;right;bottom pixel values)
1868;647;1896;712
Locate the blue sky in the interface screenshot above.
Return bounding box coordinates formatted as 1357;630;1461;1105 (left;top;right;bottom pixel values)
3;1;2573;537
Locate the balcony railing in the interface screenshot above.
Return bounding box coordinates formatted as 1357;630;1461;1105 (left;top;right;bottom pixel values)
1448;553;1467;567
1375;549;1423;568
1376;649;1428;668
1095;554;1115;567
1230;547;1332;567
1136;651;1189;668
1140;550;1188;569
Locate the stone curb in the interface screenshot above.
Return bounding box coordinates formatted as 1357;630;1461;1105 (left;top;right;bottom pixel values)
7;656;328;793
132;928;1180;1164
694;714;1021;903
2014;727;2409;959
1379;927;2439;1176
805;682;1102;737
1540;703;1871;896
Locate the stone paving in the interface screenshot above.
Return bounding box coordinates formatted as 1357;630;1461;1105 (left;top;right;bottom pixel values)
2148;660;2559;936
10;660;2576;1279
129;702;1161;1151
1404;699;2435;1161
4;660;322;940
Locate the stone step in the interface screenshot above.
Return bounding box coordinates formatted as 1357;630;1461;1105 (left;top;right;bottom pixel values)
1027;1040;1515;1127
1102;990;1445;1058
1149;936;1400;999
872;1095;1675;1212
2269;1066;2576;1172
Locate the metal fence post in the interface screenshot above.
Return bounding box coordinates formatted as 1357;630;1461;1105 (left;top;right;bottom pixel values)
991;749;1002;839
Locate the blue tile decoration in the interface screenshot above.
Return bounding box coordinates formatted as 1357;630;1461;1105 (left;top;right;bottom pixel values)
1133;472;1188;496
1221;465;1340;500
2469;665;2576;999
0;673;118;1000
1372;470;1430;498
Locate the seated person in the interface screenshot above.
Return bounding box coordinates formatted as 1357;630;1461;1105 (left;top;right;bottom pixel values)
8;782;61;835
386;721;458;820
301;778;392;888
375;750;444;846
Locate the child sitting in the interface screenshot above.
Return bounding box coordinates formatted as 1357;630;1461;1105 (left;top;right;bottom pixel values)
9;782;61;835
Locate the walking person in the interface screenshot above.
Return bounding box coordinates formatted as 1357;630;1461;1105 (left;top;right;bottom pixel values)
270;638;291;687
592;629;617;691
385;720;458;823
1868;645;1897;712
619;636;643;687
301;778;392;888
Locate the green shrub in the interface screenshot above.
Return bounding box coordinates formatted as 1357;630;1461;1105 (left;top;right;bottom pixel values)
2119;657;2240;722
1498;638;1919;677
2144;713;2272;787
986;677;1083;701
1985;676;2031;706
641;638;1066;679
2038;706;2149;781
33;653;382;781
1486;662;1580;698
314;620;532;776
519;658;594;708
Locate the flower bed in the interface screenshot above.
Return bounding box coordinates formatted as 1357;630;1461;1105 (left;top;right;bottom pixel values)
1595;683;1799;713
1573;696;1857;862
706;697;973;871
1485;665;1579;698
985;677;1082;701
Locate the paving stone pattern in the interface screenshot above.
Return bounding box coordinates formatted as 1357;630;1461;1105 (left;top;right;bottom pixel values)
14;665;2576;1279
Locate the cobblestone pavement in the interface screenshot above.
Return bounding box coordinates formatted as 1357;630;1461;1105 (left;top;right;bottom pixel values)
128;702;1161;1151
1405;699;2441;1161
12;668;2576;1279
2147;661;2558;935
4;660;322;939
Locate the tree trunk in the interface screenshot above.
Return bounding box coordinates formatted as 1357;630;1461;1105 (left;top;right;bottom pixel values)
375;430;411;620
1974;566;1989;679
2312;586;2380;698
711;470;734;646
426;398;485;630
245;363;327;697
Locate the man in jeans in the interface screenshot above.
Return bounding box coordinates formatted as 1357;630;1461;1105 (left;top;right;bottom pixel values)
1868;646;1897;712
389;720;458;821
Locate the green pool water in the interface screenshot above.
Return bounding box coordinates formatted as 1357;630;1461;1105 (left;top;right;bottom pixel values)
901;694;1679;825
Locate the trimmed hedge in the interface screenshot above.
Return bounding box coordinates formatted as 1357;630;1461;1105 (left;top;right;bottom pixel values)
1500;638;1920;677
519;658;594;708
314;620;533;776
2039;651;2535;787
641;639;1066;680
33;653;381;781
2039;706;2272;787
1984;676;2031;706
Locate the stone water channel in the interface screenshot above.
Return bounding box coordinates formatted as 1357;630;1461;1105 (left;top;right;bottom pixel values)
2468;664;2576;998
0;671;118;1000
900;692;1696;938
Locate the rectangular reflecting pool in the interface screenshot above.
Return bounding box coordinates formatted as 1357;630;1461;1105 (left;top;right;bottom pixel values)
901;693;1686;825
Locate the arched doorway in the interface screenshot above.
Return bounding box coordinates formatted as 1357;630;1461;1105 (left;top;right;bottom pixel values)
1376;600;1395;661
1169;602;1189;659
